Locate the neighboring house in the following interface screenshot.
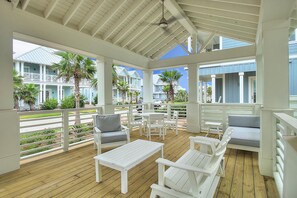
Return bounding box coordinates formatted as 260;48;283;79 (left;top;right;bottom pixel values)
152;74;185;101
199;35;297;104
13;47;93;109
112;66;142;103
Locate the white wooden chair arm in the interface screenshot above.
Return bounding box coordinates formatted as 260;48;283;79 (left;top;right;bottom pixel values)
190;136;220;144
156;158;212;176
121;125;130;142
94;126;102;134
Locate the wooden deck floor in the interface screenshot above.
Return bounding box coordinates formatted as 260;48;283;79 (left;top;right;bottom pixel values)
0;130;279;198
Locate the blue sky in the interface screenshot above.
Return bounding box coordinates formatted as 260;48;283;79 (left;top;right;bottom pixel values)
125;45;189;91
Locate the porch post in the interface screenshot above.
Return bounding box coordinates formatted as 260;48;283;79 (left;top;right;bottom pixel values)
43;84;46;102
40;64;43;81
239;72;244;103
199;80;202;102
258;19;290;176
211;75;216;103
57;85;60;104
0;1;20;174
143;69;153;109
20;62;24;76
187;64;200;132
96;57;114;114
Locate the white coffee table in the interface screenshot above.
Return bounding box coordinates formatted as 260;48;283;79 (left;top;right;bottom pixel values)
94;139;164;194
205;121;223;139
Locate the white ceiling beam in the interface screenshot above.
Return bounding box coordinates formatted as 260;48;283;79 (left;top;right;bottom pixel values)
91;0;128;37
198;32;215;53
21;0;30;10
78;0;104;31
187;12;258;30
149;45;256;68
199;27;255;43
164;0;197;34
192;19;257;35
44;0;59;19
127;11;171;50
208;0;261;7
112;1;159;44
177;0;260;16
194;22;255;38
63;0;84;26
151;32;189;59
181;5;259;24
136;20;179;54
142;24;184;56
146;27;186;57
121;8;164;48
103;0;146;41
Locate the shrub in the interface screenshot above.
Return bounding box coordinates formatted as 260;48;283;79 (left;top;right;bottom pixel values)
40;99;58;110
92;95;98;105
61;95;86;109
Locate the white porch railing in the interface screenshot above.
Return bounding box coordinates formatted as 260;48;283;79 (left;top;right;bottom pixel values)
18;107;102;159
200;103;261;131
23;72;41;82
273;113;297;197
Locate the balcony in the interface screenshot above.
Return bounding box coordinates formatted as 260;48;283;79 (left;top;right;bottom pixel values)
23;72;91;86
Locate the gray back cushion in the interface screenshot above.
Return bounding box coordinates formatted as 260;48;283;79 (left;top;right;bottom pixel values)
95;114;122;132
228;115;260;128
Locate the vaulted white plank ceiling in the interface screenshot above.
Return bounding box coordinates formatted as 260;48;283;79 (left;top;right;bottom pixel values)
9;0;284;60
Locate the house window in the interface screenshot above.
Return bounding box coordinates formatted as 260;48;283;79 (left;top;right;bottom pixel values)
24;66;30;73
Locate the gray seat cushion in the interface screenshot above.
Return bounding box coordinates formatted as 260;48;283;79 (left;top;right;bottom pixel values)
101;131;127;144
229;127;260;147
228;115;260;128
95;114;122;132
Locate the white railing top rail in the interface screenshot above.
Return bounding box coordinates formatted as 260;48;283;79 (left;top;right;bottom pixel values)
18;106;102;116
274;113;297;132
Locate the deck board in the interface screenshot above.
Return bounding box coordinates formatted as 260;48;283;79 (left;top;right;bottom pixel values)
0;130;279;198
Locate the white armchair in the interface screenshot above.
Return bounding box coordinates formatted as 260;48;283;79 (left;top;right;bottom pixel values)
164;111;179;135
93;114;130;155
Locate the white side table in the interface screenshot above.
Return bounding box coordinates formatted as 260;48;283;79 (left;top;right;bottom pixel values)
205;121;223;139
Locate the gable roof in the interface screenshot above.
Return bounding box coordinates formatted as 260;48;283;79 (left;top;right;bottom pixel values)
14;47;61;66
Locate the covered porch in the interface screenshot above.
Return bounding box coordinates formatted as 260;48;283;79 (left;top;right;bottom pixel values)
1;0;297;197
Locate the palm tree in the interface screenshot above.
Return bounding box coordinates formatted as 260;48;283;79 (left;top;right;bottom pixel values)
159;70;183;102
134;91;140;104
21;84;39;111
162;85;170;102
13;70;23;110
128;91;133;104
52;52;96;123
116;80;129;103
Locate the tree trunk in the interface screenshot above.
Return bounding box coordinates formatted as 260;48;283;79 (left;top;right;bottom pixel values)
74;77;81;125
169;83;174;103
29;102;35;111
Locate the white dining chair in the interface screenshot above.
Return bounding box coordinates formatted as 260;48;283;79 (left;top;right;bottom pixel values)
147;114;165;141
129;113;145;136
164;111;179;135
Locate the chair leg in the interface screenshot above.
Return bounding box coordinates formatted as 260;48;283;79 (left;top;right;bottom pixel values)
175;125;178;135
97;144;101;155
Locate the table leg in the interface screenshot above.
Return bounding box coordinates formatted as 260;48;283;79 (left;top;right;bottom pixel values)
121;170;128;194
95;159;102;183
161;146;164;158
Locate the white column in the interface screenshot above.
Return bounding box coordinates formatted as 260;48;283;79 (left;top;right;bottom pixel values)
57;85;60;104
199;80;202;102
211;75;216;103
117;89;120;102
60;85;63;100
187;64;200;132
43;65;46;82
43;84;46;102
39;84;43;103
0;1;19;174
258;19;290;177
203;81;207;103
89;88;92;105
20;62;24;76
15;62;20;73
143;69;153;108
239;72;244;103
96;57;114;114
39;64;43;81
222;74;226;103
